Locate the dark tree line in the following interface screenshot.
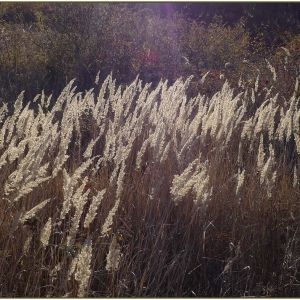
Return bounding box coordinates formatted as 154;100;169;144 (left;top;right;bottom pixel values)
0;2;300;103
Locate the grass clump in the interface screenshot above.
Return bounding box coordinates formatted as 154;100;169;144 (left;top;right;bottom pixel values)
1;66;300;296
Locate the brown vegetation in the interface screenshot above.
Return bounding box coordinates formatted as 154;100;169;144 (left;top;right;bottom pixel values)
1;60;300;296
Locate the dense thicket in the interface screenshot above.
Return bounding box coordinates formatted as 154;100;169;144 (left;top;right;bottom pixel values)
1;3;300;103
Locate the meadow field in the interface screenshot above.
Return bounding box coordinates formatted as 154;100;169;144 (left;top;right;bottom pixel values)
1;64;300;296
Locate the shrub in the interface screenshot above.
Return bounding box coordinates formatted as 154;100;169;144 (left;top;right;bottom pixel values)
0;4;253;102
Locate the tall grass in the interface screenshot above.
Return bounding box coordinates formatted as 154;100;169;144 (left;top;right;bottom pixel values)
1;65;300;296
